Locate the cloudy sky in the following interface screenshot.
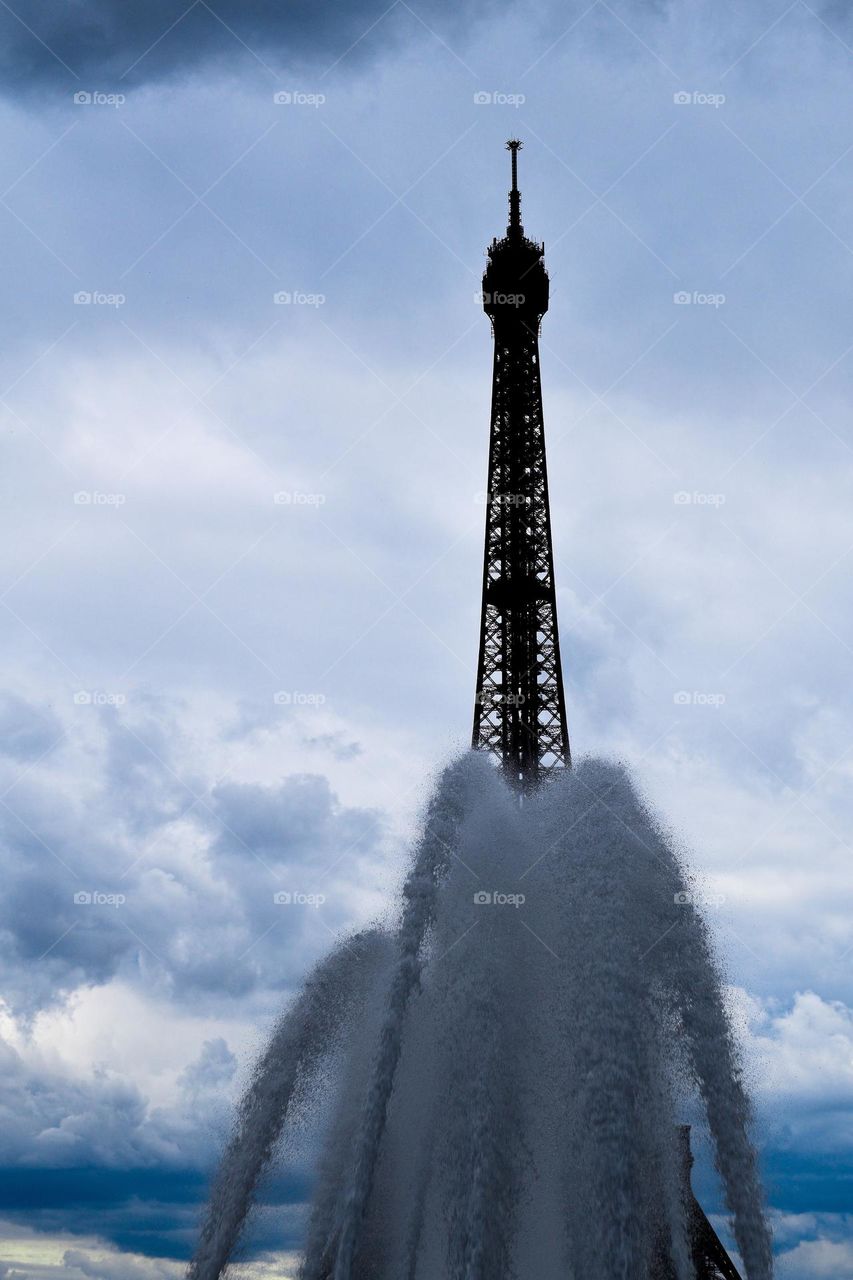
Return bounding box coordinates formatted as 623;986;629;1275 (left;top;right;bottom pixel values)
0;0;852;1274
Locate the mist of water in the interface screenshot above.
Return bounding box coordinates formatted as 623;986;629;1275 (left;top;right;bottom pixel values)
186;929;391;1280
188;753;773;1280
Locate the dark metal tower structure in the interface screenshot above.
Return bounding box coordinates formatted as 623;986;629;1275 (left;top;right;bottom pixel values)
653;1129;744;1280
472;140;570;790
471;144;745;1280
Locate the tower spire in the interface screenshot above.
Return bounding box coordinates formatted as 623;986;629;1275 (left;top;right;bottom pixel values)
507;137;523;237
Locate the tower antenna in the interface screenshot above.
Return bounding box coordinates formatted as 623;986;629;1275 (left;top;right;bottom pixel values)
506;138;523;236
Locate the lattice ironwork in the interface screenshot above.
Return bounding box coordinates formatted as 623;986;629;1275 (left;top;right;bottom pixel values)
472;141;570;790
651;1128;745;1280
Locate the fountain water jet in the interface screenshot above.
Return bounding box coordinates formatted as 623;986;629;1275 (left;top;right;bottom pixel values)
188;754;772;1280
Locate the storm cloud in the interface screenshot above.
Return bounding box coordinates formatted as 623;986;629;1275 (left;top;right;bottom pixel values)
0;0;493;93
2;0;853;1272
0;693;386;1016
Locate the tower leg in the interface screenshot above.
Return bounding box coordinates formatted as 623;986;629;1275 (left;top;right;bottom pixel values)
649;1128;744;1280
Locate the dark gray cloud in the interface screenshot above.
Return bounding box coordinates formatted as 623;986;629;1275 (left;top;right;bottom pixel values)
0;1166;310;1263
0;0;489;93
0;1032;304;1260
0;693;385;1015
0;1033;221;1170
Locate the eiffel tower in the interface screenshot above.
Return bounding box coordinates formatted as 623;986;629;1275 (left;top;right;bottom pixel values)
471;140;570;790
471;141;744;1280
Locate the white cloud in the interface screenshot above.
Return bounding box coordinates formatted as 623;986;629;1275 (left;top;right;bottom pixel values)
0;1217;300;1279
777;1236;853;1279
747;991;853;1105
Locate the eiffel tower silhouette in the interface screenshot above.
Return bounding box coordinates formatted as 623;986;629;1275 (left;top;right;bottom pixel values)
472;141;744;1280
